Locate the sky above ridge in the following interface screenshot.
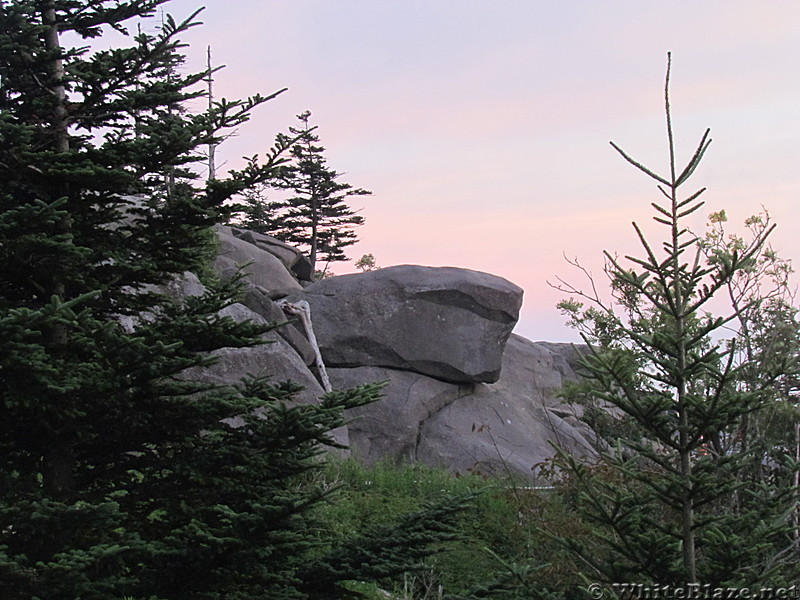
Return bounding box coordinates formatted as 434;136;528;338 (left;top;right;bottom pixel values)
156;0;800;342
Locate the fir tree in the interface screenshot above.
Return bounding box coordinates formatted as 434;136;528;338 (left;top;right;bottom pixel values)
236;179;287;238
552;54;800;588
237;110;370;275
0;2;476;598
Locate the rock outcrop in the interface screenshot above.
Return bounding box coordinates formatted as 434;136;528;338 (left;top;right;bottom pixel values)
186;226;596;480
329;335;595;479
214;226;304;296
227;226;314;283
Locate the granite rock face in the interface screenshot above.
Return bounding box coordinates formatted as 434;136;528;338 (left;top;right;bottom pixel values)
329;335;595;479
185;303;325;407
227;226;314;283
284;265;524;384
328;366;465;464
241;286;317;367
213;226;303;296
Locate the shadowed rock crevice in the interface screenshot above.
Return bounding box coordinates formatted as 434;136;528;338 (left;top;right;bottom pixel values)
412;382;476;462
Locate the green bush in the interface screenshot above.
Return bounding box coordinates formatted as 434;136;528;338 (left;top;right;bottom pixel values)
309;458;580;599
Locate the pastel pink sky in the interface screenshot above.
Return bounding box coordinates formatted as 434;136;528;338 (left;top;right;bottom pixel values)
161;0;800;342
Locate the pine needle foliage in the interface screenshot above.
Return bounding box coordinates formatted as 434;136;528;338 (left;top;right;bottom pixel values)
0;2;474;598
553;54;800;588
235;110;370;275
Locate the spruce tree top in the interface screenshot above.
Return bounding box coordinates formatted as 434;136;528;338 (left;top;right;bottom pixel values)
0;0;287;315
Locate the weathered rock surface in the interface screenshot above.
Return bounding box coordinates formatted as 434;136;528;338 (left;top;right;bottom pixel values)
182;301;348;447
162;271;207;300
229;227;314;283
285;265;523;384
328;366;466;464
329;334;595;479
537;342;585;386
242;287;317;367
214;226;303;296
187;303;324;407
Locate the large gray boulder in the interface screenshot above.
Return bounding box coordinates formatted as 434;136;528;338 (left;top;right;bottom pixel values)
214;226;303;296
415;335;596;479
329;334;595;481
286;265;523;384
155;226;599;477
187;303;324;407
329;366;464;463
241;286;317;367
183;302;349;447
229;227;314;283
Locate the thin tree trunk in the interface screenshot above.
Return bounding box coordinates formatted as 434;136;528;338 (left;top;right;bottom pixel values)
43;4;69;155
665;53;696;581
676;280;696;582
306;121;319;274
207;46;216;181
310;196;318;274
42;1;75;501
679;409;696;581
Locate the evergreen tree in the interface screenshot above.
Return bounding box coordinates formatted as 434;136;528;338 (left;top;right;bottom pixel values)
0;2;475;598
552;54;800;588
236;179;287;237
237;110;370;275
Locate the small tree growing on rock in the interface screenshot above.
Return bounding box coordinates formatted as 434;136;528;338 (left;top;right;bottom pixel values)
552;54;800;587
236;111;371;275
356;253;379;272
